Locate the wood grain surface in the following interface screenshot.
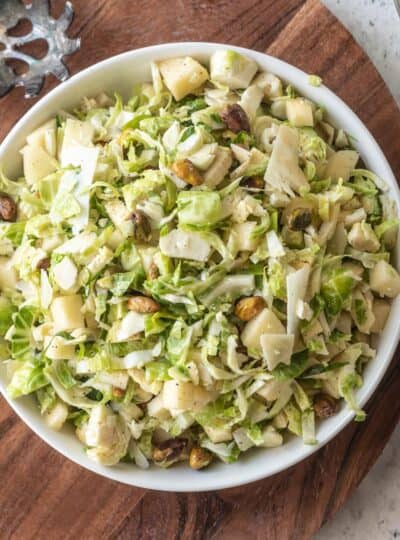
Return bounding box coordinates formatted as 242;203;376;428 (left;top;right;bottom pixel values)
1;1;399;539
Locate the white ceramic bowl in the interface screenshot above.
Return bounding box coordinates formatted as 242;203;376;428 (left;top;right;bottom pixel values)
1;42;399;492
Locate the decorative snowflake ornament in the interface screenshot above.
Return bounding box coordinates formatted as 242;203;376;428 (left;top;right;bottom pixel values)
0;0;80;98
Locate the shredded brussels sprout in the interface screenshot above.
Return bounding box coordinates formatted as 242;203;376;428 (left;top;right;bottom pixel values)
308;74;322;87
1;50;399;470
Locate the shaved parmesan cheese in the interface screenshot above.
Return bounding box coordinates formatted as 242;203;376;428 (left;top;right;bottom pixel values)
115;311;146;341
106;229;125;251
286;264;311;335
260;333;294;371
40;269;53;309
203;146;232;188
230;147;267;180
59;146;99;234
264;125;308;195
267;230;285;257
55;232;97;255
160;229;211;261
121;349;154;368
53;256;78;291
201;274;255;306
269;191;290;207
231;194;266;223
344;207;367;227
324;150;359;181
61;119;94;161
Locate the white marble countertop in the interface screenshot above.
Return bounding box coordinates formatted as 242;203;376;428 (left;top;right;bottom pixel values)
322;0;400;105
316;2;400;539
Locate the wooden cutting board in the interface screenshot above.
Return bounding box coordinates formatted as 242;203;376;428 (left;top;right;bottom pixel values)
1;1;399;538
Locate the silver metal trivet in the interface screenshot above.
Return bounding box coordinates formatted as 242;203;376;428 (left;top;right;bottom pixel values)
0;0;80;98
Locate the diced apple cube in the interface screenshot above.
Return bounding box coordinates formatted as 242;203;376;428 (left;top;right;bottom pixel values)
286;98;314;127
158;57;209;101
51;294;85;332
204;424;233;443
162;380;213;412
241;308;285;354
210;50;258;89
21;145;58;185
26;119;57;157
44;400;69;431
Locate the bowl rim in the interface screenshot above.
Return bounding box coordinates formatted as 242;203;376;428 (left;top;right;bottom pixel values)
1;41;399;492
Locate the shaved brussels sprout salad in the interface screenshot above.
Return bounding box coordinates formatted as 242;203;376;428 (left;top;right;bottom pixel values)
1;49;400;470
